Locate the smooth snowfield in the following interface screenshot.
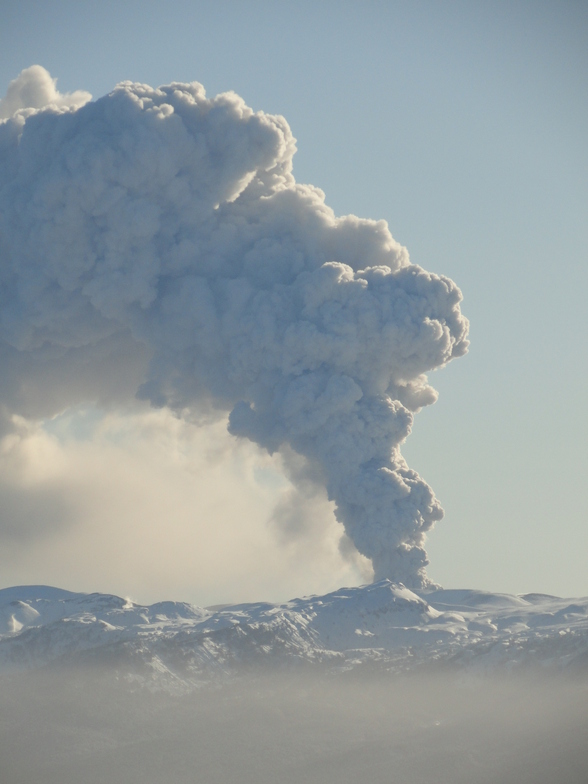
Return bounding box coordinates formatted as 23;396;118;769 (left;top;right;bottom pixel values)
1;581;588;783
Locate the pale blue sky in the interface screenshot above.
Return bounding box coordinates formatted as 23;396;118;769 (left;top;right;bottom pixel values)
1;0;587;600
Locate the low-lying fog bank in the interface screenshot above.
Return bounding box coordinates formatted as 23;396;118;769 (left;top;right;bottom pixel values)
2;582;588;782
1;668;587;784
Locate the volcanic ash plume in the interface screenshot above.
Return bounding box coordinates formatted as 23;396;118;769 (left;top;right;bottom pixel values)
0;67;468;589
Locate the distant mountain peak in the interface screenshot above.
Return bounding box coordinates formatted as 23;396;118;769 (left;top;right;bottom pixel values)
1;581;587;686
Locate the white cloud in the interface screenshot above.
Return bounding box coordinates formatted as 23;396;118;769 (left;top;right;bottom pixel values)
0;408;366;605
0;65;91;119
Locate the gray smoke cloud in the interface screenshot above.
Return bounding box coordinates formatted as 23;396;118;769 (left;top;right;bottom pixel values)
0;66;468;589
0;65;91;120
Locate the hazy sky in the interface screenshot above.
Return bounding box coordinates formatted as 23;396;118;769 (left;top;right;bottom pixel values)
0;0;586;604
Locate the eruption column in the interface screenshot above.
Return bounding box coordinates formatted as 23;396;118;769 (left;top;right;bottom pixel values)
0;68;469;588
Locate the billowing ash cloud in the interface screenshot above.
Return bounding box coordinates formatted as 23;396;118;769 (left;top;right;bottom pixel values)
0;65;91;120
0;66;468;589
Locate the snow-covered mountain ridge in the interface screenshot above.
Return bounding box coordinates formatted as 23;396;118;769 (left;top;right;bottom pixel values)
2;580;588;686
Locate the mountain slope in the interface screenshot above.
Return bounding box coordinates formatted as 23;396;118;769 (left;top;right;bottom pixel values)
2;580;588;686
